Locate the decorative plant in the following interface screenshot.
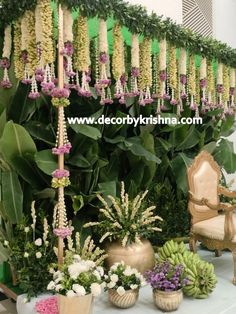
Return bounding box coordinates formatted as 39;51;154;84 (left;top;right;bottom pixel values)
83;181;163;246
105;261;146;295
47;255;104;297
145;261;188;292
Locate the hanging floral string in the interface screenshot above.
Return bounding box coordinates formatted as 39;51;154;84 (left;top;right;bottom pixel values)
168;45;178;105
131;34;140;96
158;38;168;104
217;62;223;107
179;48;187;99
112;23;125;103
0;25;12;88
188;54;196;111
98;18;112;105
139;38;153;105
73;14;92;97
200;57;207;111
222;65;231;115
62;6;75;89
195;66;200;117
206;60;215;108
13;20;24;80
20;12;31;85
230;68;235;108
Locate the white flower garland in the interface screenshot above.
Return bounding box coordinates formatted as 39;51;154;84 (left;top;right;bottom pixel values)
2;25;12;59
217;63;223;85
200;57;207;79
99;19;108;53
131;34;139;68
230;68;235;87
63;7;73;42
179;48;186;75
35;4;43;44
21;13;29;51
159;38;167;71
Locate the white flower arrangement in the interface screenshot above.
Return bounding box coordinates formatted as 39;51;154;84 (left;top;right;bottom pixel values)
131;34;139;69
47;255;104;297
159;38;167;71
2;25;12;59
200;57;207;80
105;261;146;295
84;182;162;246
99;19;108;54
35;3;43;44
217;63;223;85
179;48;187;75
230;68;235;87
63;7;73;43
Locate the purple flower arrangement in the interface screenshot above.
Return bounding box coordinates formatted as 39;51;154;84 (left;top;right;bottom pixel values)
145;261;188;292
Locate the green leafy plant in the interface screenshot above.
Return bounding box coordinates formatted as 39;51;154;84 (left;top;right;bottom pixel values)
83;181;163;246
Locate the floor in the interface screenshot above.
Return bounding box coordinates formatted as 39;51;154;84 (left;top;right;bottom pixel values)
2;247;236;313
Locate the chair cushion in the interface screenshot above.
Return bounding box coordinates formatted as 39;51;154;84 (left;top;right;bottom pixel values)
192;214;236;242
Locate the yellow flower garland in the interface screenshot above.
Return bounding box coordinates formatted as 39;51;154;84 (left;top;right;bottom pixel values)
13;20;24;79
139;38;152;91
169;45;177;91
223;65;229;105
25;10;38;76
206;60;215;104
73;15;90;72
112;23;124;81
188;55;196;96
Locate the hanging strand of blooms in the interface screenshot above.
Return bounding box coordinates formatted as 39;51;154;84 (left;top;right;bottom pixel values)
152;54;158;101
230;68;235;108
158;38;168;103
112;23;126;103
222;65;231;115
35;2;44;83
206;60;215;109
168;45;178;105
73;15;92;97
139;38;153;105
188;54;197;111
195;66;200;117
62;7;75;88
98;18;112;105
39;0;55;95
217;63;223;106
131;34;140;96
0;25;12;88
13;21;24;80
20;12;31;84
179;48;187;99
200;57;207;108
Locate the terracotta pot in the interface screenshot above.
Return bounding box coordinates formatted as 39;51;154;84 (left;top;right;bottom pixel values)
108;289;139;308
58;294;94;314
105;239;155;273
153;289;183;312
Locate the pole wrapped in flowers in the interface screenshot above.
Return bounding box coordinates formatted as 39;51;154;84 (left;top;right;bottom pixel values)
217;63;223;106
139;38;153;105
200;57;207;107
169;45;178;106
131;34;140;96
222;65;231;115
188;54;196;111
230;68;235;108
158;38;169;105
13;20;24;80
206;60;215;108
0;25;12;88
73;15;92;97
179;48;187;99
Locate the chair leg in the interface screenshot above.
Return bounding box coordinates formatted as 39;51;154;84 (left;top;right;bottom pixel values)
189;236;197;253
232;250;236;285
215;250;222;257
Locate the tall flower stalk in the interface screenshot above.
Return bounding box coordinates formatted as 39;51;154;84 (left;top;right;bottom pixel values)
0;25;12;88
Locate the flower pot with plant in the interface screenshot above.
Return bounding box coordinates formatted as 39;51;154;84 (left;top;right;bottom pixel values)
47;254;105;314
84;182;163;273
105;261;146;308
145;261;188;312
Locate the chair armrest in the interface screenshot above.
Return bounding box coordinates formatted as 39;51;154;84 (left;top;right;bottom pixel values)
218;185;236;198
189;192;220;210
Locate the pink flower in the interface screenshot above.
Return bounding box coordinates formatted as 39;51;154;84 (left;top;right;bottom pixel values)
52;143;72;155
35;296;58;314
51;88;70;98
52;169;70;178
53;227;72;239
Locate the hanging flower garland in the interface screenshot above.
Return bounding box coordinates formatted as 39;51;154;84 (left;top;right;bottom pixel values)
200;57;207;108
179;48;187;99
62;7;75;88
222;65;231;115
195;66;200;117
53;194;72;239
0;25;12;88
216;62;223;107
13;20;24;80
20;12;31;85
139;38;153;105
168;45;178;105
98;18;112;105
112;23;125;103
188;54;197;111
131;34;140;96
230;68;235;108
206;60;215;109
73;14;92;97
158;38;168;103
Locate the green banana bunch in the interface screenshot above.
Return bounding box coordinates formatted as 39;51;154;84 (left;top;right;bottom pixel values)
157;240;217;299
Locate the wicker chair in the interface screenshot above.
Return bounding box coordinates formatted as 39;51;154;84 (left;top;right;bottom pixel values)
187;151;236;284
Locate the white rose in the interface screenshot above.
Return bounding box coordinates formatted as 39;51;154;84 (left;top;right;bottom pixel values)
49;268;55;274
97;266;104;276
116;286;126;296
24;252;29;258
36;252;42;259
123;266;133;276
130;284;138;290
47;281;56;290
4;240;9;246
90;283;101;297
55;284;63;292
110;274;119;283
66;290;76;297
73;254;81;262
24;227;30;233
107;281;116;289
35;238;42;246
93;270;101;280
72;284;86;296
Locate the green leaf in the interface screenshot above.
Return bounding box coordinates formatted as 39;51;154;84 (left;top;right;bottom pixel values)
0;109;6;138
176;125;200;151
201;142;217;154
35;150;58;175
171;153;193;193
0;242;10;262
67;154;91;168
72;195;84;213
214;139;236;173
97;181;117;197
156;137;172;152
24;121;55;145
34;188;56;199
70;124;102;140
1;171;23;224
220;116;236;137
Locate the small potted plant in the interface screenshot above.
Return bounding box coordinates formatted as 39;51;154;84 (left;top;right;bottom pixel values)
145;261;188;312
84;181;163;273
47;254;105;314
105;261;146;309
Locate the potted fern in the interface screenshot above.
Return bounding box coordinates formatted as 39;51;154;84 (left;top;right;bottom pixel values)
84;182;163;273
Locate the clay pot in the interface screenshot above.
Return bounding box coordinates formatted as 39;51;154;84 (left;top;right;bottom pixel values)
108;289;139;308
153;289;183;312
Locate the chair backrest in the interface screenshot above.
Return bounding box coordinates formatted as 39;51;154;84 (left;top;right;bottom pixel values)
187;151;221;224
